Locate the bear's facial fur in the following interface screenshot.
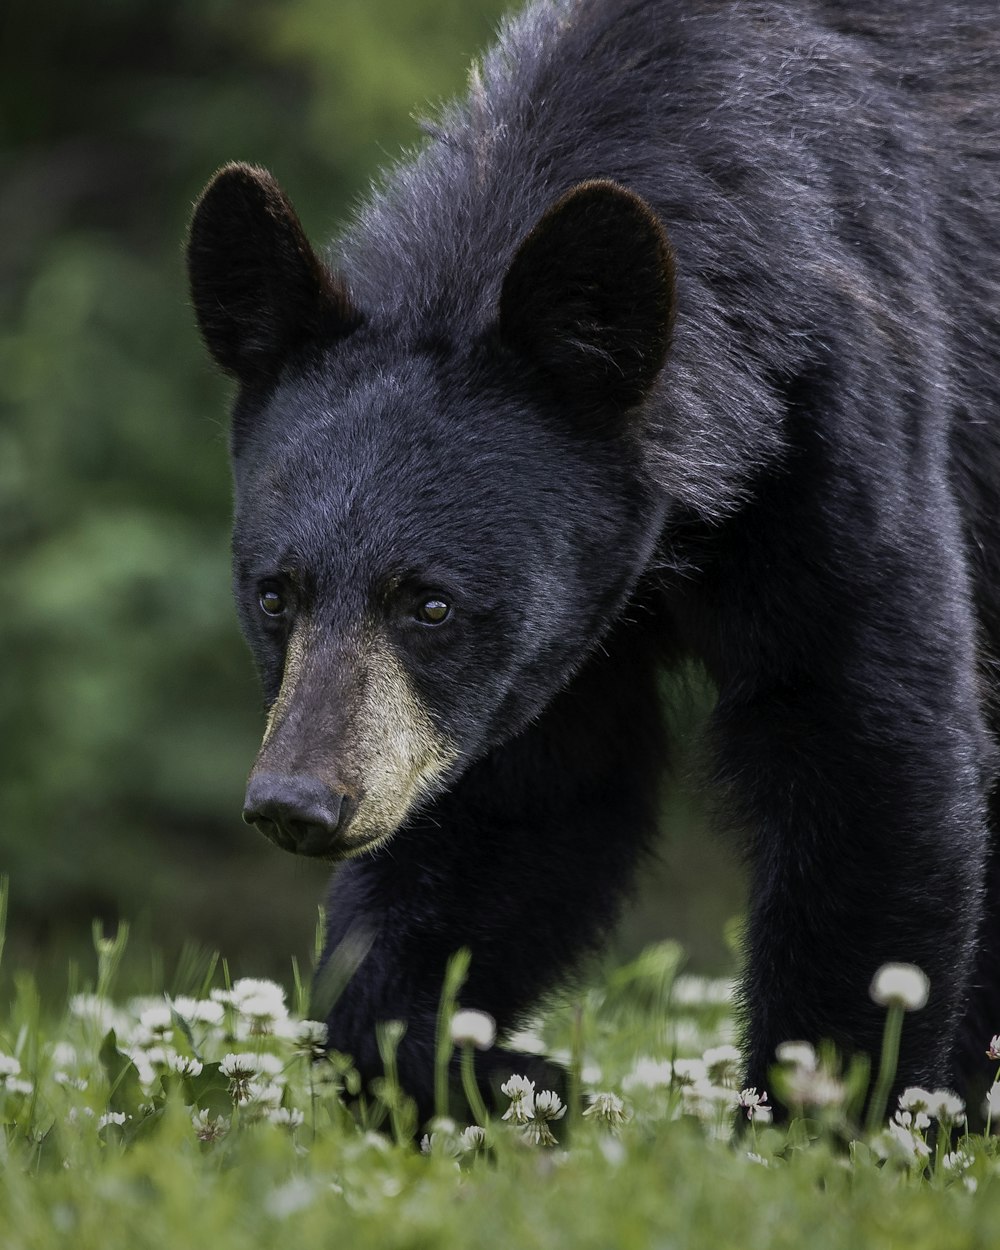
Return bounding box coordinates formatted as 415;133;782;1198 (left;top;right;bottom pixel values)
229;346;666;855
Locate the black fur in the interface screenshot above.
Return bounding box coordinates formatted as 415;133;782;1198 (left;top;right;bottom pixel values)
188;0;1000;1124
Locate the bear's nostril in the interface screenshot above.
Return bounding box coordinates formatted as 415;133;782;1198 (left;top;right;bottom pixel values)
242;773;347;856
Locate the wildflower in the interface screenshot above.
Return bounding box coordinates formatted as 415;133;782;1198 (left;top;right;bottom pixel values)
621;1058;672;1091
449;1009;496;1051
292;1019;328;1059
220;1052;258;1101
987;1035;1000;1062
170;997;225;1027
943;1147;974;1173
192;1109;229;1142
97;1112;130;1130
672;1058;708;1088
775;1041;817;1071
894;1108;931;1132
898;1086;932;1113
51;1043;78;1068
459;1125;486;1153
671;975;735;1006
501;1074;535;1125
267;1106;305;1129
168;1054;204;1078
534;1090;566;1122
877;1120;931;1163
245;1080;284;1110
53;1071;88;1092
583;1092;631;1132
927;1089;965;1126
702;1044;742;1085
869;963;929;1011
138;1004;174;1036
0;1053;22;1080
984;1084;1000;1118
737;1087;771;1122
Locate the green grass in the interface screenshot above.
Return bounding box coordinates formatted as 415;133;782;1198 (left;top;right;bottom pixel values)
2;899;1000;1250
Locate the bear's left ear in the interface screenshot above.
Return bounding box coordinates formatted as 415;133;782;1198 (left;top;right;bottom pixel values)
498;180;675;414
187;162;361;384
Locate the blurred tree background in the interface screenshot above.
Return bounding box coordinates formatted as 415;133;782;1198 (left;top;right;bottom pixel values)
0;0;742;987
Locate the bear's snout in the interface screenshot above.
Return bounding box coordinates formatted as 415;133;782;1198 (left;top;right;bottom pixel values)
242;772;351;859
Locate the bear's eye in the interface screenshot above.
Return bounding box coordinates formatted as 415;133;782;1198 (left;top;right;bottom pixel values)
416;597;450;626
258;585;287;618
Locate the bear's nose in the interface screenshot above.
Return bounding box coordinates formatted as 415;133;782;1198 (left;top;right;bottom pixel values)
242;773;347;857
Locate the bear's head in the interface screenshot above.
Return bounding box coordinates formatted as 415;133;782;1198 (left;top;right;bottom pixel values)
187;164;675;859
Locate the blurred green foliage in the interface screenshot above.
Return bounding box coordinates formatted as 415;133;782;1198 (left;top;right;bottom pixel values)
0;0;741;978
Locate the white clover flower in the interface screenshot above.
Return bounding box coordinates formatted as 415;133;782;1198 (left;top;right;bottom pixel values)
621;1058;672;1091
67;1107;95;1125
245;1080;284;1110
53;1071;87;1092
775;1041;817;1071
583;1091;631;1132
522;1118;559;1147
138;1005;174;1036
943;1148;974;1173
501;1074;535;1125
69;994;122;1030
220;1053;258;1079
168;1055;204;1078
533;1090;566;1122
267;1106;305;1129
702;1044;742;1085
672;1058;708;1088
898;1086;933;1113
869;963;929;1011
6;1077;33;1096
503;1027;547;1056
292;1019;328;1058
220;1052;258;1100
144;1045;179;1070
449;1009;496;1051
51;1043;78;1068
987;1035;1000;1062
231;978;287;1010
97;1111;130;1130
746;1152;770;1167
893;1108;931;1132
984;1084;1000;1118
0;1053;22;1080
737;1087;770;1122
927;1089;965;1125
459;1125;486;1153
682;1079;740;1118
192;1109;229;1142
170;997;225;1027
122;1048;156;1089
877;1120;931;1163
237;995;289;1033
671;976;735;1006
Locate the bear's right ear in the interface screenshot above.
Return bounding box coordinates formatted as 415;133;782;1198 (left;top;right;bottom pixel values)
186;163;361;383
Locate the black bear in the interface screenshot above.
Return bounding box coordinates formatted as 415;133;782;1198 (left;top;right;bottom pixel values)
187;0;1000;1122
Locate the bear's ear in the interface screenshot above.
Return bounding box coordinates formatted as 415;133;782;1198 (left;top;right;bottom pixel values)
186;163;361;383
498;180;675;414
